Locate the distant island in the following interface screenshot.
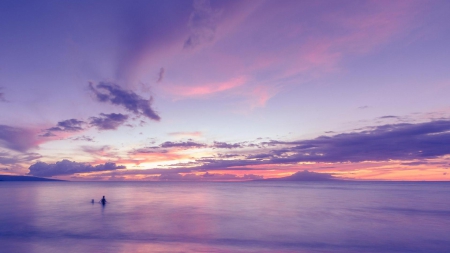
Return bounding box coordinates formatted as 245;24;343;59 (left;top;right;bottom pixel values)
0;175;62;181
261;170;340;181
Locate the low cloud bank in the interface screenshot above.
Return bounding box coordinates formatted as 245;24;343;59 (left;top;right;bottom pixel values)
28;159;125;177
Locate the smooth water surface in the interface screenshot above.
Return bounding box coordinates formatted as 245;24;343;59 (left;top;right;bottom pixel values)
0;181;449;253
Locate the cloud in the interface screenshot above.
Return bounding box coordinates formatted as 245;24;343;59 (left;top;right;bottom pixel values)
157;67;165;83
0;125;40;152
0;88;6;102
265;170;337;181
166;76;246;97
261;120;450;163
42;118;86;138
212;141;243;149
70;135;95;142
46;119;85;132
154;119;450;173
0;152;42;165
184;0;220;49
168;131;202;138
160;141;206;149
82;145;117;158
154;171;263;181
89;82;160;121
379;115;400;119
89;113;129;130
28;159;125;177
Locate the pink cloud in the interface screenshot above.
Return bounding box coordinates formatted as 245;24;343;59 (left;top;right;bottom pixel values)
165;76;247;98
128;0;429;109
168;131;203;138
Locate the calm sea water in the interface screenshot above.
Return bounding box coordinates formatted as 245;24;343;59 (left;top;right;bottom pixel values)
0;181;449;253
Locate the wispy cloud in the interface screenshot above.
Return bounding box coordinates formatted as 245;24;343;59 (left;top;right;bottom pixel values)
89;113;129;130
184;0;221;49
160;141;207;149
82;145;118;159
166;76;246;98
156;67;165;83
168;131;203;138
0;151;41;166
70;135;95;142
0;87;6;102
0;125;41;152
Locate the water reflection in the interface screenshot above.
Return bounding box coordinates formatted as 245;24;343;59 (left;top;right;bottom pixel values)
0;181;449;253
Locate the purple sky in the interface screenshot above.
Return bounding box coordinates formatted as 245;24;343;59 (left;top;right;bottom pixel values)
1;0;450;181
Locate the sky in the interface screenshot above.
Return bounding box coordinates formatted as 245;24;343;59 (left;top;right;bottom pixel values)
1;0;450;181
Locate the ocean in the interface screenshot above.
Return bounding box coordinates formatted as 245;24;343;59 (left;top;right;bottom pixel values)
0;181;449;253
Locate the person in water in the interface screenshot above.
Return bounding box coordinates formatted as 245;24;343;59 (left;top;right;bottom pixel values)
101;196;107;205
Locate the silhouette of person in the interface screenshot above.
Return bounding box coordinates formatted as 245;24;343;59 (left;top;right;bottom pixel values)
101;196;106;205
91;199;95;204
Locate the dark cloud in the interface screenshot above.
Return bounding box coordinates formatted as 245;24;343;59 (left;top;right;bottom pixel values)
160;141;206;149
265;170;337;181
28;159;125;177
212;141;243;149
256;120;450;163
89;82;160;121
89;113;129;130
0;125;39;152
157;67;165;83
184;0;220;49
379;115;399;119
46;119;85;132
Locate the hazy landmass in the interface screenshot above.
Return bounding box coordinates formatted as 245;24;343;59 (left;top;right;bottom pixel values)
262;170;339;181
0;175;61;181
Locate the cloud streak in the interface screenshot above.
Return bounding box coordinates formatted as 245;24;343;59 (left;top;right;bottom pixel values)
157;68;165;83
0;87;6;102
160;141;206;149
